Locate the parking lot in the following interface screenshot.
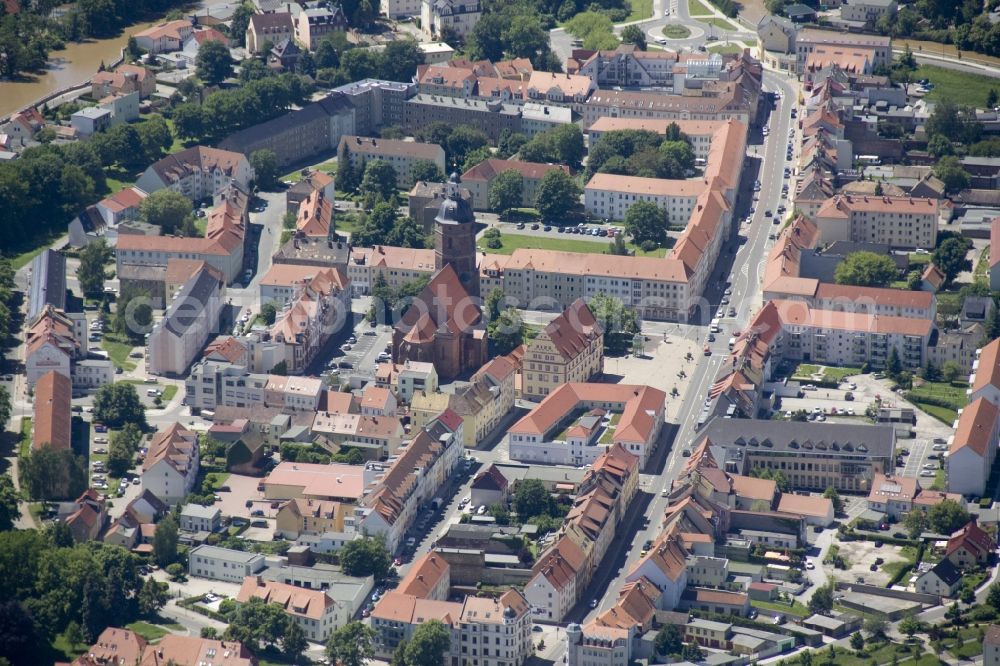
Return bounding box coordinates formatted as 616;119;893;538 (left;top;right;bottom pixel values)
315;317;393;383
773;371;955;487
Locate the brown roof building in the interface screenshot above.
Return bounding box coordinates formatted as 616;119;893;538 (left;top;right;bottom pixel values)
33;370;72;451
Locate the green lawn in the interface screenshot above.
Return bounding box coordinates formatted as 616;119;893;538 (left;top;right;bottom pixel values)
194;217;207;236
916;64;1000;108
102;335;138;371
281;160;338;184
125;621;172;642
481;233;625;256
907;381;968;411
702;16;739;31
931;467;946;491
791;363;861;383
687;0;712;14
160;385;178;402
7;231;64;269
202;472;230;490
908;253;931;267
18;417;32;459
626;0;653;21
750;598;811;618
709;43;743;54
914;402;957;425
662;24;691;38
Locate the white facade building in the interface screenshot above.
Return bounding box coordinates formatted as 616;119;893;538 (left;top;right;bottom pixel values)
188;545;266;582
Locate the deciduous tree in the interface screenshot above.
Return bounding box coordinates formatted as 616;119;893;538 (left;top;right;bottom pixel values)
488;170;523;216
326;622;377;666
534;169;580;222
340;536;391;579
250;149;279;190
196;39;234;85
624;200;668;247
834;251;899;287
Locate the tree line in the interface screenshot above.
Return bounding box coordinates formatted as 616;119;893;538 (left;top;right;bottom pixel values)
0;528;166;663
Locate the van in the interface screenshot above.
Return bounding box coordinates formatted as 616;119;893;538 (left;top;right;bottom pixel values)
146;388;158;396
728;337;736;350
709;318;721;333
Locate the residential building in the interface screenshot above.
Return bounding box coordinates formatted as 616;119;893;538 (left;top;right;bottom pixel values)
275;498;353;541
992;218;1000;291
624;535;688;610
795;29;892;72
2;107;46;147
148;265;225;375
398;551;451;600
420;0;482;40
812;194;946;249
245;267;350;374
388;360;439;402
219;94;354;169
64;490;107;542
94;186;147;227
295;4;347;50
461;158;571;211
311;411;405;459
470;464;511;512
72;631;255;666
24;307;82;388
984;625;1000;666
136;146;253;203
179;504;222;533
355;413;464;552
410;355;517;449
840;0;896;25
332;79;416;136
945;521;996;569
337;136;446;189
582;82;756;128
509;383;665;468
382;0;421;19
371;589;531;665
246;12;293;54
947;398;1000;497
134;19;194;53
28;249;67;321
418;41;455;63
237;576;345;642
700;418;896;493
33;370;72;451
69;106;111;136
916;559;962;597
189;545;266;582
140;423;200;505
263;461;372;502
969;338;1000;407
346;245;436;296
522;299;603;400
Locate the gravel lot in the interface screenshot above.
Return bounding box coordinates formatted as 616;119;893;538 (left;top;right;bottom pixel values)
830;540;909;587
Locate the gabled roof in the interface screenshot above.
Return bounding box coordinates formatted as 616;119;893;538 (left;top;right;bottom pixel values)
397;264;482;338
33;370;72;451
472;464;509;492
972;338;1000;395
923;558;962;586
946;521;996;560
237;576;334;620
536;299;603;361
950;398;999;459
397;552;449;598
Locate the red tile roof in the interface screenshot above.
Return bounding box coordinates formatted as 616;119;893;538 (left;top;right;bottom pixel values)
950;397;999;458
33;370;72;451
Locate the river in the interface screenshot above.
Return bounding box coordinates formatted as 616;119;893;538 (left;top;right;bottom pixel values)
0;19;159;118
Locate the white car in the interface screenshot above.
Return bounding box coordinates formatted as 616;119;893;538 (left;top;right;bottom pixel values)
805;560;815;570
920;470;936;477
932;444;947;451
922;463;937;470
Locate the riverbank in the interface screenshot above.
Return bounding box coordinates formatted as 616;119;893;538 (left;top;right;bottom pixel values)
0;19;161;118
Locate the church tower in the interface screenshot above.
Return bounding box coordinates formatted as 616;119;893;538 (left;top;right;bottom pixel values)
434;173;480;298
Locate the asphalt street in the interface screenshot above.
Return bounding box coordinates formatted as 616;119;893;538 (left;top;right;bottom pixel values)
572;70;800;624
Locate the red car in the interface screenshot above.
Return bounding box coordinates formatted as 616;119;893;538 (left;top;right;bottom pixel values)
703;346;712;356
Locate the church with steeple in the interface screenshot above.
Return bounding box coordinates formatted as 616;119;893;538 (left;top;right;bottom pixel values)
391;174;488;380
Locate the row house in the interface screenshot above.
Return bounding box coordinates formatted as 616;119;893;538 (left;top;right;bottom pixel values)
140;423;200;505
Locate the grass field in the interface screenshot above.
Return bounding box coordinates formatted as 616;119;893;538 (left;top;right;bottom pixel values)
708;43;743;54
913;401;958;425
125;621;173;642
18;417;32;459
480;233;667;257
662;24;691;38
702;16;738;31
915;64;1000;109
791;363;861;383
102;334;138;371
687;0;712;15
626;0;653;21
8;231;64;269
160;385;177;402
750;598;811;618
908;381;968;410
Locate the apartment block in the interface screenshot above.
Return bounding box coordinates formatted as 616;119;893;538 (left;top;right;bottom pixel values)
812;194;946;249
337;135;445;190
509;383;665;468
136;146;253;203
461;158;571;210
